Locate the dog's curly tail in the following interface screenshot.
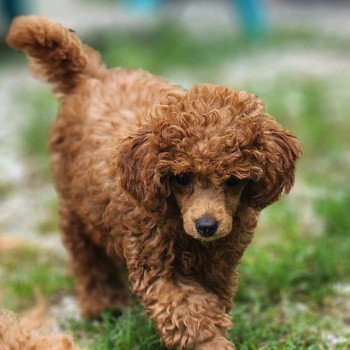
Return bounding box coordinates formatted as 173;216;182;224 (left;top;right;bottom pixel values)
6;16;105;95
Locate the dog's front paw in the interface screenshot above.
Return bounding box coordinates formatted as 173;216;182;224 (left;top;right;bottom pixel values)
194;335;235;350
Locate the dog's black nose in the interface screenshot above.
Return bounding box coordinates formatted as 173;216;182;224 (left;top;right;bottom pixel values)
196;217;218;237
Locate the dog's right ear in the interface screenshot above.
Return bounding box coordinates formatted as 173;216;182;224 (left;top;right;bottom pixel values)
112;126;169;213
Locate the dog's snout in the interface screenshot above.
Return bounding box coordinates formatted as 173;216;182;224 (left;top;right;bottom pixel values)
196;217;218;237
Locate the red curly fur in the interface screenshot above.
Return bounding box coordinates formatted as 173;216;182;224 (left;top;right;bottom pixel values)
7;16;301;349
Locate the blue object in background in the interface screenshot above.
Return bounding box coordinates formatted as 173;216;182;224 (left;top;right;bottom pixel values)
122;0;268;38
234;0;268;38
2;0;29;24
122;0;164;14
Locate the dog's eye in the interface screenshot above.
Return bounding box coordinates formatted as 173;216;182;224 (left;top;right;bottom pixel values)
174;173;191;187
224;176;241;187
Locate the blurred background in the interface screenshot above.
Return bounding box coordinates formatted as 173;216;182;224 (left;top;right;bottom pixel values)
0;0;349;349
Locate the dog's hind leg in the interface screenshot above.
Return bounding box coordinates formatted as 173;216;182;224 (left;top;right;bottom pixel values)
59;206;130;318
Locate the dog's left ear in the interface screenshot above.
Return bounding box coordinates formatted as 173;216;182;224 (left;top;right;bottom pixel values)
113;126;170;213
243;118;302;210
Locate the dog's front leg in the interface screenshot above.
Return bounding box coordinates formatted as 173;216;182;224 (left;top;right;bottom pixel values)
135;274;234;349
124;233;234;349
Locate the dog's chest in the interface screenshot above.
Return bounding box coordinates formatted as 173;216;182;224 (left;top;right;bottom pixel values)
176;241;226;277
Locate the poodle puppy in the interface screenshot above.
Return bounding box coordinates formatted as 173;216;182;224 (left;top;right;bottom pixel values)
7;16;301;349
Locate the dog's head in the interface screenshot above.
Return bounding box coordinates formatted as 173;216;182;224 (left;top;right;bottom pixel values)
116;85;301;241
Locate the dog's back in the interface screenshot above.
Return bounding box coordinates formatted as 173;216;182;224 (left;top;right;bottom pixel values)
6;16;181;231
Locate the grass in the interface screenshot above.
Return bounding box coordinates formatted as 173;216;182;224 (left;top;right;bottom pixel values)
88;25;350;75
65;310;166;350
36;196;59;235
0;244;74;312
3;22;350;349
230;303;328;350
19;88;57;176
238;194;350;303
